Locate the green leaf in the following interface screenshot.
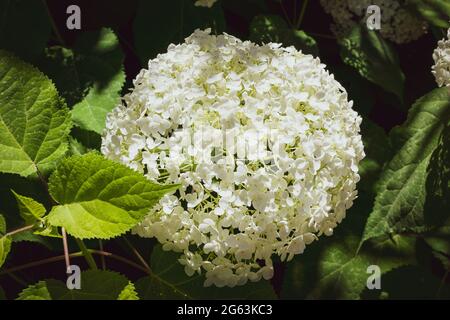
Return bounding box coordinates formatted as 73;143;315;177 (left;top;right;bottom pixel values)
0;213;5;234
249;15;319;56
118;282;140;300
46;270;131;300
47;153;179;239
362;88;450;244
17;271;136;300
134;0;226;64
0;286;5;300
11;190;46;225
331;64;375;116
17;281;51;300
282;232;416;299
135;245;277;300
361;265;450;299
407;0;450;28
358;120;392;194
0;0;51;60
0;213;11;268
70;28;125;134
339;24;405;101
0;50;71;177
68;136;88;156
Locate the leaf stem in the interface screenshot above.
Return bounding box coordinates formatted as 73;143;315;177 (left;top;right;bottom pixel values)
41;0;65;46
280;0;294;29
0;250;149;276
99;240;106;270
122;237;151;273
61;227;70;272
295;0;309;29
75;238;98;270
5;224;34;237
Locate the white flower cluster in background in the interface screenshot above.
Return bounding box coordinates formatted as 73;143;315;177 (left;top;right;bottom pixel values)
320;0;427;44
432;28;450;89
102;29;365;287
194;0;218;8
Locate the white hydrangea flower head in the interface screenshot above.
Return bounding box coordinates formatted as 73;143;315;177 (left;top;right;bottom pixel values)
432;28;450;88
102;29;365;287
320;0;427;44
194;0;218;8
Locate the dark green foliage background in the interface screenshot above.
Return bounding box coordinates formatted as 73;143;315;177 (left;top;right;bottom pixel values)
0;0;449;300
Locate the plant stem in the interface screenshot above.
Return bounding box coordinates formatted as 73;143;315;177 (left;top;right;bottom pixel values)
122;237;151;273
5;225;34;237
41;0;65;46
296;0;309;29
0;250;149;276
280;0;294;29
306;31;336;40
99;240;106;270
75;238;98;270
61;227;70;272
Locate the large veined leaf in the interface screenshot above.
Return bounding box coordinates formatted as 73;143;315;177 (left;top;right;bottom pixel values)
0;213;11;268
0;0;50;60
133;0;225;64
249;15;319;56
17;271;138;300
407;0;450;28
135;245;277;300
361;88;450;244
0;50;71;177
47;153;178;239
339;24;405;101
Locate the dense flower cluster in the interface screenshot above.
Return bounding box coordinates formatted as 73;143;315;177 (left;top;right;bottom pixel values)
432;28;450;89
320;0;427;44
102;29;365;287
194;0;217;8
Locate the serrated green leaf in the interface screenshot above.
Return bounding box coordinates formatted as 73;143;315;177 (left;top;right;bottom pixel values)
0;213;5;234
70;28;125;134
0;213;10;268
407;0;450;28
361;88;450;244
11;190;46;225
249;15;319;56
47;153;179;239
135;245;277;300
17;281;51;300
47;270;131;300
0;50;71;177
68;136;88;156
134;0;225;64
118;282;139;300
0;235;11;268
0;0;51;60
339;24;405;101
